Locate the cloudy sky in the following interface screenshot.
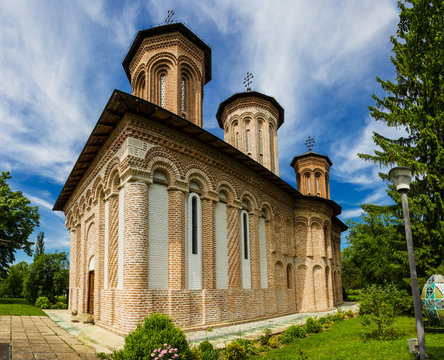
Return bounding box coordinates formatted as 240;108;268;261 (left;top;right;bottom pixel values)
1;0;404;263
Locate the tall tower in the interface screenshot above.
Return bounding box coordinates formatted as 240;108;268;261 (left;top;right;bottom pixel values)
216;91;284;175
122;23;211;127
291;150;332;199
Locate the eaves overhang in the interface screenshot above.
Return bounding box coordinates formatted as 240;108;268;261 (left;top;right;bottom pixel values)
53;90;344;229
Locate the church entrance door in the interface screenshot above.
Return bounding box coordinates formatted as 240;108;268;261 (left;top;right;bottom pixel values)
87;271;94;314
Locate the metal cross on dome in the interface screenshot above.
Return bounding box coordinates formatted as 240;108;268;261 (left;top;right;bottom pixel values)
305;136;315;151
165;10;175;24
243;72;254;91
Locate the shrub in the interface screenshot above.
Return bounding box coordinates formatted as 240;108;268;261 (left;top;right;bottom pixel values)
280;325;306;344
190;345;202;360
346;309;354;318
359;283;409;340
267;337;279;349
113;313;191;360
35;296;52;309
304;317;322;333
225;341;246;360
257;345;269;353
198;340;218;360
259;328;272;345
234;338;258;355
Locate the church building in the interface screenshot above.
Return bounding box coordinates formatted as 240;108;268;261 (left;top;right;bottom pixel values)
54;22;346;335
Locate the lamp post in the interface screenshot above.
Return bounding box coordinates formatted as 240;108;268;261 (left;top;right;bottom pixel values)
389;166;427;359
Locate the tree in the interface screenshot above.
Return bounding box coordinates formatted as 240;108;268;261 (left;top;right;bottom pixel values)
34;232;45;259
0;261;29;298
355;0;443;281
342;205;409;290
0;171;40;276
23;252;69;304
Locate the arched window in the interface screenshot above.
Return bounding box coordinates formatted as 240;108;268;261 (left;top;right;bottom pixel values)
240;209;251;289
258;129;263;162
160;74;166;108
306;173;311;194
187;190;202;289
236;132;239;148
315;173;320;196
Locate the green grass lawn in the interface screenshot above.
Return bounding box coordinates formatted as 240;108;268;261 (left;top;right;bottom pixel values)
0;298;47;316
251;316;444;360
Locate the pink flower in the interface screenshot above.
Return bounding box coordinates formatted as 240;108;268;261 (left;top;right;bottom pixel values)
163;343;167;347
186;337;190;341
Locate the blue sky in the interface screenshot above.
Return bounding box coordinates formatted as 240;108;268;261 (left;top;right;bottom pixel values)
0;0;406;263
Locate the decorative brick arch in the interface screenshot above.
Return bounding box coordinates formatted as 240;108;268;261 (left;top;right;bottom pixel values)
216;174;241;198
92;176;104;203
103;157;121;192
146;52;178;73
177;55;202;83
259;201;274;220
144;146;184;182
131;63;147;91
239;190;259;212
184;166;214;196
313;265;326;310
216;180;236;205
184;163;215;194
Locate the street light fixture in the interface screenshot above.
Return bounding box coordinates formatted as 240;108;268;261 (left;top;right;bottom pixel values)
389;166;427;359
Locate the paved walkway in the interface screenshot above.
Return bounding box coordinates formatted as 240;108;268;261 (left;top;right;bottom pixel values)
0;316;99;360
186;302;359;348
1;302;358;358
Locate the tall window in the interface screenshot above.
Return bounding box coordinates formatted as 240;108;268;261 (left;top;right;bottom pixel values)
243;212;249;259
269;125;275;171
315;173;320;195
191;196;198;254
240;209;251;289
187;190;202;289
181;78;186;114
246;129;251;154
236;132;239;148
306;173;311;194
160;74;166;107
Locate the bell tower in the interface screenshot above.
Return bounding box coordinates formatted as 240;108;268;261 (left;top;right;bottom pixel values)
216;89;284;175
122;23;211;127
291;139;332;199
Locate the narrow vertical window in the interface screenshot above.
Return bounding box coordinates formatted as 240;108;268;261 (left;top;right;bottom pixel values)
191;196;198;254
181;77;186;114
236;132;239;148
160;74;166;107
246;129;251;154
258;129;263;153
316;174;320;195
243;212;249;259
270;126;275;171
306;173;311;194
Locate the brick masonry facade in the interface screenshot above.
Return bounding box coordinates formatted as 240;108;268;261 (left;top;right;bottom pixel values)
57;23;345;336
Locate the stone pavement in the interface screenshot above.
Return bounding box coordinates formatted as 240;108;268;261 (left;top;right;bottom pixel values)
0;315;99;360
186;302;359;348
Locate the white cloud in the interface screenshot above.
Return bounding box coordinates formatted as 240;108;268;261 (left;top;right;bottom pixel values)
340;207;365;220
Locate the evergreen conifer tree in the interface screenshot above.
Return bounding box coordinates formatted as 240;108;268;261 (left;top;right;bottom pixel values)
357;0;443;280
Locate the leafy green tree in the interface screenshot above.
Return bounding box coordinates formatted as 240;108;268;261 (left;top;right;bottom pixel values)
355;0;443;281
0;171;40;276
34;232;45;259
0;261;29;298
23;252;69;304
342;205;409;290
